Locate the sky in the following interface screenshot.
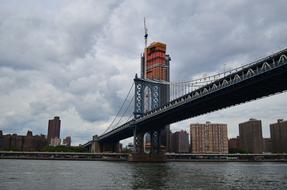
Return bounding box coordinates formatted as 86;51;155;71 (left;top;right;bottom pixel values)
1;0;287;145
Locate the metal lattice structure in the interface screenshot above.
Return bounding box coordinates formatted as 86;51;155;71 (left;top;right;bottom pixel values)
100;48;287;140
134;76;169;118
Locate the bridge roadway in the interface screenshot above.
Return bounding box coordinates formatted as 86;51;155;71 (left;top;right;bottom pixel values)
99;48;287;143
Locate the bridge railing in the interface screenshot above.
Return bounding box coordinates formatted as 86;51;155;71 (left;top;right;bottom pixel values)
169;48;287;100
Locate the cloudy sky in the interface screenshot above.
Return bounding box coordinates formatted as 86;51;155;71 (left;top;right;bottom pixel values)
1;0;287;145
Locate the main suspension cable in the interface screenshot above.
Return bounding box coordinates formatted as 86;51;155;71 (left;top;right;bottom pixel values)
103;82;134;134
113;95;135;129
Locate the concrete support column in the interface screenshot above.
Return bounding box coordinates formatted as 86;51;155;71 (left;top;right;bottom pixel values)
134;131;144;154
150;130;161;155
91;140;102;153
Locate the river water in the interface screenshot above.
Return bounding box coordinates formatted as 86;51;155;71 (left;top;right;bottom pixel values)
0;160;286;190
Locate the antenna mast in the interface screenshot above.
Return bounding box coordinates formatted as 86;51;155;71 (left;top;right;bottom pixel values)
144;17;148;48
144;17;148;79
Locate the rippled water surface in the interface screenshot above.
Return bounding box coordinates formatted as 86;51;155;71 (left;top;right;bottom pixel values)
0;160;287;190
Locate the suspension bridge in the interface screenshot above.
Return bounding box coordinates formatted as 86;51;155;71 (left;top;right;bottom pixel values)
89;47;287;161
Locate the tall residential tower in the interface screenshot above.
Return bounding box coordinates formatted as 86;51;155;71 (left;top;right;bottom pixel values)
141;42;170;81
47;116;61;144
239;118;263;153
190;122;228;154
270;119;287;153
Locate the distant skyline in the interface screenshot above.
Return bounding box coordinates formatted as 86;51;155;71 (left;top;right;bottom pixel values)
1;0;287;145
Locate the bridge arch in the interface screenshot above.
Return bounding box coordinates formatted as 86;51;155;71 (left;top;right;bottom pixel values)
279;54;287;63
143;132;151;154
233;74;241;82
222;79;229;86
212;84;218;90
144;86;152;112
261;62;271;71
246;68;255;77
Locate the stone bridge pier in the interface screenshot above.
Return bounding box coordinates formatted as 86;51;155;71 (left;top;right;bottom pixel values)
128;125;166;162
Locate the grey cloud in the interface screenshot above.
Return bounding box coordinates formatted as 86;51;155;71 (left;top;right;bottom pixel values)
0;0;120;71
1;0;287;144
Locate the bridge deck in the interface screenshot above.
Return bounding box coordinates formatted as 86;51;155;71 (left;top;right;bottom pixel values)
100;49;287;142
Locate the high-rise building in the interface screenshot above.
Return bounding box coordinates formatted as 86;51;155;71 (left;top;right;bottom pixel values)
50;137;61;147
263;138;273;153
63;136;71;147
141;42;170;81
47;116;61;144
170;130;189;153
190;122;228;154
270;119;287;153
239;118;263;153
228;137;240;150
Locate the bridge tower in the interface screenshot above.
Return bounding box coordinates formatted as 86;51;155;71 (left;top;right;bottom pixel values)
130;41;171;161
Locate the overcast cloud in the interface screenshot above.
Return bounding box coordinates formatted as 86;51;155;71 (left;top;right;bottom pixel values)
1;0;287;145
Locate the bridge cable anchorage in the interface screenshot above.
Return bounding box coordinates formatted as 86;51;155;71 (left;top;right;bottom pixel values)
103;82;135;134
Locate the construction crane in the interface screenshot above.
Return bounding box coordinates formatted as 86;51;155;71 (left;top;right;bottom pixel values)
144;17;148;79
144;17;148;48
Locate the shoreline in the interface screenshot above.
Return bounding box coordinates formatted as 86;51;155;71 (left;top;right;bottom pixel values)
1;158;287;162
1;151;287;162
1;157;287;163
